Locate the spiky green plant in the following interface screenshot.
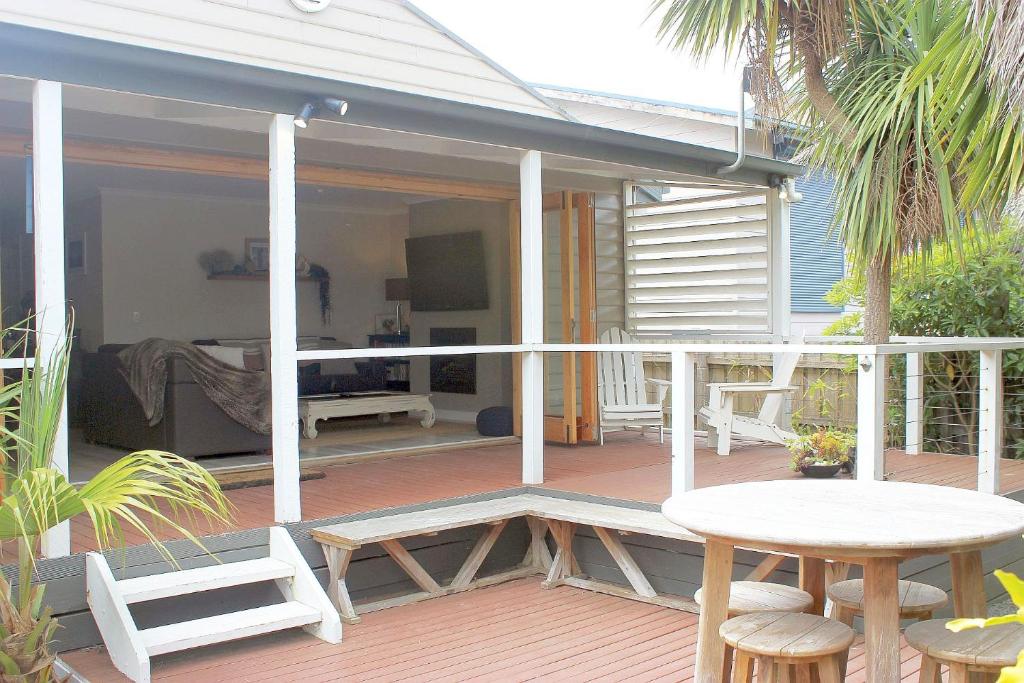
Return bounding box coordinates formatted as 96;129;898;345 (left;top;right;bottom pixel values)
0;576;57;681
0;316;233;678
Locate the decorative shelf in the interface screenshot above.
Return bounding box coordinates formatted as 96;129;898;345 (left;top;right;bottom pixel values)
207;273;319;282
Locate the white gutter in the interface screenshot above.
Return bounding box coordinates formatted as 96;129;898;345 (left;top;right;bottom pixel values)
717;66;752;175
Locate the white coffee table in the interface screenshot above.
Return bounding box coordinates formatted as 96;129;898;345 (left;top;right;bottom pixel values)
299;392;436;439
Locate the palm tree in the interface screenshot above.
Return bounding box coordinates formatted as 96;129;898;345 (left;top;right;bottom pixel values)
0;318;232;679
973;1;1024;113
651;0;1024;343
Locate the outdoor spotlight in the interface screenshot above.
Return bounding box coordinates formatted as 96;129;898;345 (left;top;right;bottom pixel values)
323;97;349;116
295;101;316;129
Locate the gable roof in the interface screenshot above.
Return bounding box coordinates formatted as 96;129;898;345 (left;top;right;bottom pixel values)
0;0;569;119
535;83;767;152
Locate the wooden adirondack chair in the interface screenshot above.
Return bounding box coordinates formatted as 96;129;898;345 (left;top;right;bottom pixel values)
699;350;801;455
597;328;670;445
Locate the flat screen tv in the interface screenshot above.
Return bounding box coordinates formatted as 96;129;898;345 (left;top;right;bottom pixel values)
405;231;489;311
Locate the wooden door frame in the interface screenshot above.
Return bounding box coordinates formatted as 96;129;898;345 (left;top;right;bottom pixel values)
511;190;598;443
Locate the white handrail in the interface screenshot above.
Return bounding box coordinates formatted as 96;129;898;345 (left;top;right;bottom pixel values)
292;338;1020;496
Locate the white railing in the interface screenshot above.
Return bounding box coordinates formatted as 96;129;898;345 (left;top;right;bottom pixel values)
298;336;1024;500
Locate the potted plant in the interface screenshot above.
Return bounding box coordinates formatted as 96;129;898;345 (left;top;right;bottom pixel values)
0;316;232;681
787;427;856;478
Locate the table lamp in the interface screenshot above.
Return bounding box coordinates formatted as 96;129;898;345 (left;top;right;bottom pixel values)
385;277;410;334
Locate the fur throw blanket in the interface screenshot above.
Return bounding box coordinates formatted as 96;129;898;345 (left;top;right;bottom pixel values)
118;338;271;435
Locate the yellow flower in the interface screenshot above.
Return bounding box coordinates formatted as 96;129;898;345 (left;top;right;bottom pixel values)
997;651;1024;683
946;570;1024;680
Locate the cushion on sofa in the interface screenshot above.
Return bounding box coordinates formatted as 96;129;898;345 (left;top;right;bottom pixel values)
197;345;246;368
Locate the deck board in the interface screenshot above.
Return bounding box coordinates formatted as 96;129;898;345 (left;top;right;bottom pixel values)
57;431;1024;554
62;577;931;682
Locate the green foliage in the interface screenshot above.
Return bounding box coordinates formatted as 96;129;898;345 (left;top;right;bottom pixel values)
825;224;1024;455
650;0;1024;343
0;315;234;670
787;428;856;470
0;577;57;683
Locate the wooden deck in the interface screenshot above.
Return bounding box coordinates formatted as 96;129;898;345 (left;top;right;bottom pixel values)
63;576;930;682
65;431;1024;553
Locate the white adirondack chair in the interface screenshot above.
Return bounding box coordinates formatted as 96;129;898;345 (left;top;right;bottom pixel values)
700;350;802;455
597;328;670;445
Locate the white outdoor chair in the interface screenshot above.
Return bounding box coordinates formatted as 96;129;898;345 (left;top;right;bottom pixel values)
597;327;670;445
700;350;801;455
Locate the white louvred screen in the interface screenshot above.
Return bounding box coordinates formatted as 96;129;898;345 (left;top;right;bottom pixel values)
625;186;770;336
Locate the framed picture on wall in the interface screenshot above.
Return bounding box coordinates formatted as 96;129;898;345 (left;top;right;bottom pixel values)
245;237;270;272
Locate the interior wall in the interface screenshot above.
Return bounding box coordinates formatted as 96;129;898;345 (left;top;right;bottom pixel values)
65;196;102;350
407;198;512;421
83;188;407;349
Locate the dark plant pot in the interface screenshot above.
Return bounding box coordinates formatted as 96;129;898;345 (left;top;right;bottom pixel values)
799;463;843;478
841;448;855;474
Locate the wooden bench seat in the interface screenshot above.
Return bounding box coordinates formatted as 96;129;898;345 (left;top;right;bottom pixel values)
312;493;717;622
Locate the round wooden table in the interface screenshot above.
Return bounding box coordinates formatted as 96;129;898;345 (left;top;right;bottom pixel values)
662;480;1024;683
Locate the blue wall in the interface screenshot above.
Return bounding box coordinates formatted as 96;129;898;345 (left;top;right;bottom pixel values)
790;171;845;312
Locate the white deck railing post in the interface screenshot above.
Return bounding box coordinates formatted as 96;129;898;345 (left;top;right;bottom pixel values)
905;353;923;455
520;150;544;484
857;353;886;481
671;350;695;493
978;349;1003;494
269;113;301;523
767;189;792;339
34;80;71;558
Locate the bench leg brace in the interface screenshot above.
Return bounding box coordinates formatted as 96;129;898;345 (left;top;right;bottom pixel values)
323;545;360;624
379;539;443;594
543;520;577;588
592;526;657;598
450;520;509;591
524;517;553;572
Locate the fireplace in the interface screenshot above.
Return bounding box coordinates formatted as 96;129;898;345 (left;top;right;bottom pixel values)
429;327;477;394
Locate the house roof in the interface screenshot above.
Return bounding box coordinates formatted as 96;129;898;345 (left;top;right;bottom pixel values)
0;22;803;185
0;0;571;120
534;83;747;122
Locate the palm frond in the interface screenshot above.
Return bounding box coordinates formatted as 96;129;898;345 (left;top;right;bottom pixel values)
973;0;1024;113
0;452;232;565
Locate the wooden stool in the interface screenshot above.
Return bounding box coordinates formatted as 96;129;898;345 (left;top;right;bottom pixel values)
906;619;1024;682
697;582;815;682
827;579;948;626
720;612;854;682
695;581;815;617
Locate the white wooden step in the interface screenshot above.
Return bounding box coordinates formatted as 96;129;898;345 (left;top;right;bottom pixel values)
118;558;295;604
140;601;321;656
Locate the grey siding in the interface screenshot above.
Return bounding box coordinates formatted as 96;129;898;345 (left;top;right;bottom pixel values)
791;171;844;313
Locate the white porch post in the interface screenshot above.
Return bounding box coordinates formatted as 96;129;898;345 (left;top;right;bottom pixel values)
671;350;695;493
520;150;544;484
767;188;792;340
34;81;71;558
905;353;924;455
269;113;301;522
978;349;1003;494
856;353;886;481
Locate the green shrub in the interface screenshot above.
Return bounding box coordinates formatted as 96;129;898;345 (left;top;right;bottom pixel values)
825;225;1024;456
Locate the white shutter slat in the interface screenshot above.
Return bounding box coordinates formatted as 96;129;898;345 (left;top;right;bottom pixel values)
625;187;770;336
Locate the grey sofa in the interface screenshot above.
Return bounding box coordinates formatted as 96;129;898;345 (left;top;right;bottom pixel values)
82;346;271;457
82;342;389;458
